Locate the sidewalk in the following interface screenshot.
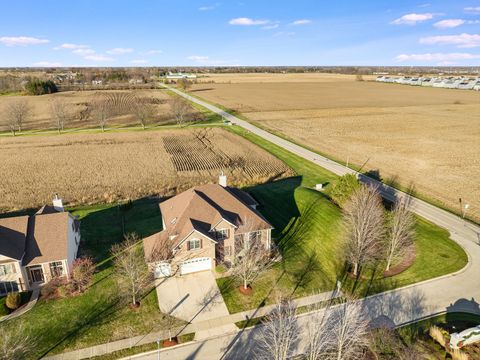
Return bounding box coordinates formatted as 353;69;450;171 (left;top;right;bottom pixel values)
44;289;340;360
0;289;40;323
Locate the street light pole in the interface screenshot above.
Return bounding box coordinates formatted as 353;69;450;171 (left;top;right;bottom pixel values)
156;339;160;360
463;203;470;219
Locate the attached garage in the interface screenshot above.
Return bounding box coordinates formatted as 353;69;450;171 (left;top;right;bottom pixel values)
154;262;172;278
179;257;212;275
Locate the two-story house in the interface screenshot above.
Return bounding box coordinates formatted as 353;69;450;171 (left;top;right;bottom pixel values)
143;176;273;277
0;196;80;294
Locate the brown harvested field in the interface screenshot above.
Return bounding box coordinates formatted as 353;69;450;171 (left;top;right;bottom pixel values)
191;75;480;221
0;89;195;131
0;128;293;211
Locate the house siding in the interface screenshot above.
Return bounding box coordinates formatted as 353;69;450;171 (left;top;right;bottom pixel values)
170;231;216;274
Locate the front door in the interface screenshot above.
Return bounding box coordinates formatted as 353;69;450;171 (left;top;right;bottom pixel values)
29;266;44;283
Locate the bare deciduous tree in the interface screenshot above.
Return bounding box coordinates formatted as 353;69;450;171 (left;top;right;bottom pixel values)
0;324;32;359
326;299;370;360
112;233;152;307
50;98;70;133
92;96;113;132
133;97;156;130
258;298;299;360
170;97;190;126
385;198;415;271
177;78;191;92
5;99;31;136
343;186;385;276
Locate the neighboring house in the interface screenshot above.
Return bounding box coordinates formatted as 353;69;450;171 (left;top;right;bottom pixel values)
0;196;80;295
91;79;103;85
144;176;273;277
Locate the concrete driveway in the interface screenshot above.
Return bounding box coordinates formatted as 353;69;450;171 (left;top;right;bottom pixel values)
155;271;237;338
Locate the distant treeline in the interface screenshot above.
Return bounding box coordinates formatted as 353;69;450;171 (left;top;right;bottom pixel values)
24;79;58;95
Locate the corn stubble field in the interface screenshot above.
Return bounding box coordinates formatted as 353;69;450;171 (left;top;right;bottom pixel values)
0;89;181;131
192;74;480;221
0;128;293;211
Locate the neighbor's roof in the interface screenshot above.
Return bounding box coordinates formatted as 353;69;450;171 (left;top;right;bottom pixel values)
0;216;29;261
23;212;71;266
144;184;272;261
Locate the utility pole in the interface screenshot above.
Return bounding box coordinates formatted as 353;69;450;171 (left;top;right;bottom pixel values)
157;339;160;360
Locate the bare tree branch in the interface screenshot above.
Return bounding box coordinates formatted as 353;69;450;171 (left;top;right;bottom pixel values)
4;99;31;136
343;185;385;276
133;97;156;130
50;98;70;133
257;298;299;360
112;233;152;306
0;324;33;359
385;198;415;271
170;97;191;126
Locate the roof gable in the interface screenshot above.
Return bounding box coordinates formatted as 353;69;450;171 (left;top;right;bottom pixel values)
0;216;29;260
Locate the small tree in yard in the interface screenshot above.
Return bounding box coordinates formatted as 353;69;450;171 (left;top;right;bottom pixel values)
50;98;70;133
384;198;415;272
133;97;156;130
112;233;152;307
170;97;190;126
343;185;385;277
5;99;31;135
258;298;299;360
70;257;95;293
232;236;272;293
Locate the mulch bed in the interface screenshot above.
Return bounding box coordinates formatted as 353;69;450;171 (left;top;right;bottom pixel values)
163;338;178;347
239;286;253;295
383;244;416;277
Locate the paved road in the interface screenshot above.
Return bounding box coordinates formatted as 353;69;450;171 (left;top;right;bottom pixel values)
141;84;480;360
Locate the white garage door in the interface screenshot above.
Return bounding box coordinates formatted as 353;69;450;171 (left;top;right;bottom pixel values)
154;262;172;278
180;257;212;275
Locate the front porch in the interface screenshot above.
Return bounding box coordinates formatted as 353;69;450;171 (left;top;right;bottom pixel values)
25;260;68;289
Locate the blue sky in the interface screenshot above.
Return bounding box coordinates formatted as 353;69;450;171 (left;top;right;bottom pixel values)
0;0;479;67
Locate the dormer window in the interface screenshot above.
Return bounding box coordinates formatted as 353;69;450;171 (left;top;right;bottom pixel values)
215;229;229;240
187;239;201;251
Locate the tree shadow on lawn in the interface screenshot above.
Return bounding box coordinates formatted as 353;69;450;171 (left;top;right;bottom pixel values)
77;197;163;269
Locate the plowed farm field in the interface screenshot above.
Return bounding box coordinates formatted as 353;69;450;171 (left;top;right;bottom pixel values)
0;128;293;211
191;75;480;221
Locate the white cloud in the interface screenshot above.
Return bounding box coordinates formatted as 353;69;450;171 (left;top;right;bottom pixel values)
146;49;162;54
262;24;279;30
391;13;436;25
72;48;95;55
434;19;465;29
464;6;480;14
56;43;88;50
291;19;312;25
83;54;114;62
395;52;480;62
188;55;209;61
420;33;480;48
106;47;133;55
229;17;269;26
131;59;149;64
0;36;49;46
33;61;62;67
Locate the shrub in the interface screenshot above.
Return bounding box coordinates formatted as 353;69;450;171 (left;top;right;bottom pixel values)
40;277;65;300
5;292;21;310
24;79;58;95
429;325;446;348
70;257;96;294
330;173;361;207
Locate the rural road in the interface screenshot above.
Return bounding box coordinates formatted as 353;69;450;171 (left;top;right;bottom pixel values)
146;84;480;360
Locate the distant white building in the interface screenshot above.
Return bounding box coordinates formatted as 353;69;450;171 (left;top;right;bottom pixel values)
165;72;197;80
92;80;103;85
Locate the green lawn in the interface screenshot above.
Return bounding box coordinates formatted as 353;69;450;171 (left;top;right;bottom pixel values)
0;296;8;316
0;198;180;359
218;126;468;313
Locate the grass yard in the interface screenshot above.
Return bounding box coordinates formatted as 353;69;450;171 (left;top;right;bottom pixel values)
0;296;7;316
0;198;181;359
217;126;467;313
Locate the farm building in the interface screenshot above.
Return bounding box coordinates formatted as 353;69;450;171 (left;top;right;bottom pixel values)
165;72;197;80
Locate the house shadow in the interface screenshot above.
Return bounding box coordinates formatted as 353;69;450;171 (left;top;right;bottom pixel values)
78;197;163;268
445;297;480;323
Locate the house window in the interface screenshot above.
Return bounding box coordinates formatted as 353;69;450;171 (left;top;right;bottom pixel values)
0;265;12;276
188;239;201;251
50;261;64;277
215;229;230;240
